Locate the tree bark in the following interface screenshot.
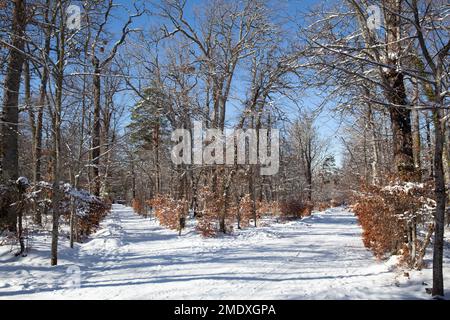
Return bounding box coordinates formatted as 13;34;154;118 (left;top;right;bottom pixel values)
69;175;78;249
92;61;101;196
424;111;434;179
382;0;415;178
0;0;27;230
431;107;446;297
51;4;65;266
412;79;422;179
367;105;379;185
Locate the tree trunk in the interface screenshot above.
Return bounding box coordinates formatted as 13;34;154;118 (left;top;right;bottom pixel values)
34;0;51;186
424;111;434;179
51;5;65;266
32;0;52;226
154;121;161;195
24;60;34;138
0;0;27;230
1;0;26;182
92;61;101;196
367;105;379;185
305;157;313;204
248;166;257;227
383;0;416;179
446;114;450;225
431;106;446;297
412;79;422;179
69;173;79;249
415;223;434;269
386;85;415;178
443;113;450;205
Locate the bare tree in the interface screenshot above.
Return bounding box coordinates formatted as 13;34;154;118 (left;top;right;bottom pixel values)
85;0;141;196
408;0;449;297
290;114;330;205
50;0;66;266
302;0;418;178
0;0;27;231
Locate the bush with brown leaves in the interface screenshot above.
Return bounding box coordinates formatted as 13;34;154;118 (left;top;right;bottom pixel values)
77;199;111;239
132;198;147;217
196;186;224;237
256;200;280;217
148;195;188;235
352;181;435;268
279;199;311;219
235;194;254;229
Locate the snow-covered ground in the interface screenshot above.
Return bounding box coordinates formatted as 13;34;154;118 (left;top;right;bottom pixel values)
0;205;449;299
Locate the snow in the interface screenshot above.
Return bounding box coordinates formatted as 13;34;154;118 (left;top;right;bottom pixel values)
16;177;30;187
0;205;449;300
382;182;425;194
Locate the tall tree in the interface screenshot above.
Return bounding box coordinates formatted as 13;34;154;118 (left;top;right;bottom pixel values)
86;0;140;196
409;0;449;297
50;0;66;266
304;0;417;178
0;0;27;229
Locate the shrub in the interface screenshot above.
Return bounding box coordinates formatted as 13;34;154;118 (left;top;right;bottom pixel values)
196;186;223;237
196;185;240;236
132;198;147;216
20;182;112;241
256;200;279;217
316;202;331;212
76;198;110;239
352;181;435;268
62;184;111;240
235;194;254;229
1;180;111;250
352;189;405;258
148;195;188;235
279;199;310;219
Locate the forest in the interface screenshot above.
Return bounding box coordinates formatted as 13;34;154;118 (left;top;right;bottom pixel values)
0;0;449;300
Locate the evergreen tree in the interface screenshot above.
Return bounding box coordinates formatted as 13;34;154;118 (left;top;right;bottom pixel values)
128;87;171;150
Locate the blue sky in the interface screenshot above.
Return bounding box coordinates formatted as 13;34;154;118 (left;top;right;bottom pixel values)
79;0;345;166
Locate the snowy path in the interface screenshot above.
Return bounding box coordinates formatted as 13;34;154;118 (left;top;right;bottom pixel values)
0;205;446;299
